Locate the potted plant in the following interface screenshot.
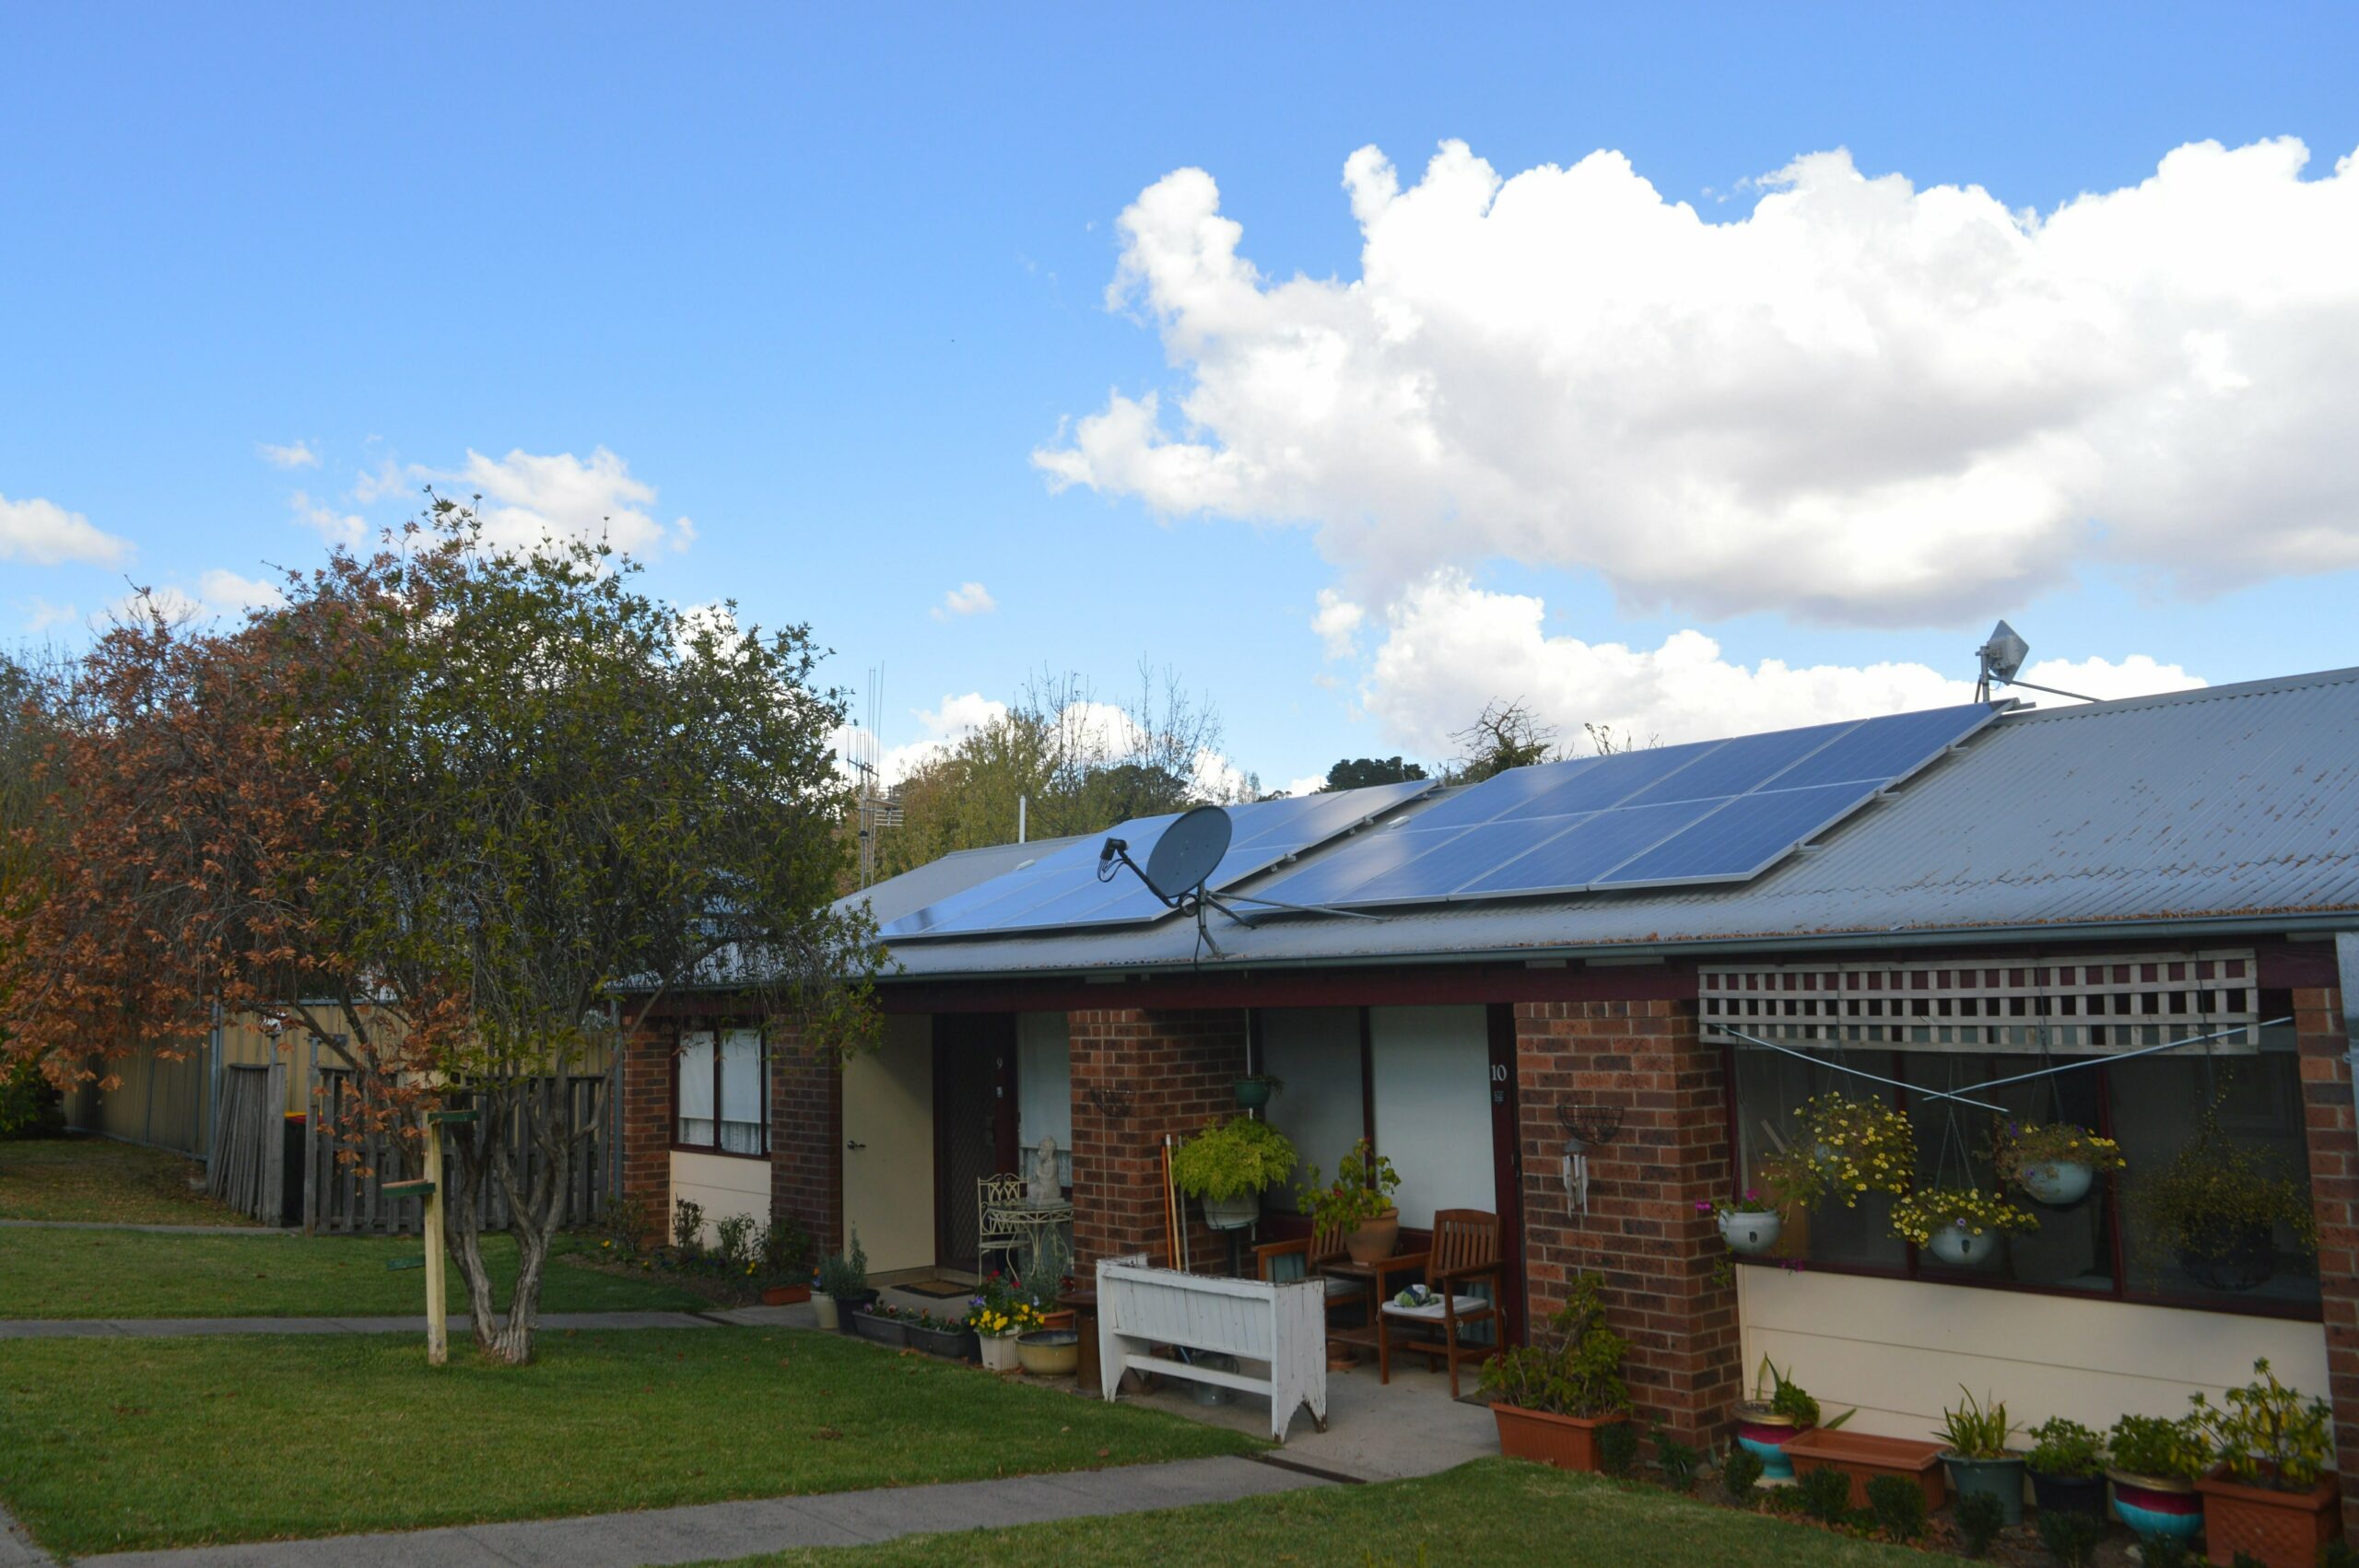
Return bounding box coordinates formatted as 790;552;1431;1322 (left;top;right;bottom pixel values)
1297;1139;1403;1263
1890;1187;2036;1267
1015;1232;1075;1329
1170;1116;1298;1231
2190;1358;2342;1568
1699;1189;1781;1256
1234;1071;1284;1111
905;1307;978;1361
1989;1120;2125;1208
2106;1410;2211;1546
1733;1357;1837;1480
757;1217;813;1306
965;1276;1041;1373
2136;1108;2318;1291
1477;1271;1631;1472
852;1298;910;1348
816;1230;873;1334
1759;1093;1915;1211
2025;1416;2107;1518
1936;1387;2025;1526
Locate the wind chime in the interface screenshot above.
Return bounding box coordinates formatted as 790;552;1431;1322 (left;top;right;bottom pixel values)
1557;1096;1624;1216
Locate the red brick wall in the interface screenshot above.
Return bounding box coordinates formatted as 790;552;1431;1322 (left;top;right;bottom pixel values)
1069;1007;1250;1271
768;1021;842;1258
2296;983;2359;1535
619;1024;675;1243
1514;996;1743;1447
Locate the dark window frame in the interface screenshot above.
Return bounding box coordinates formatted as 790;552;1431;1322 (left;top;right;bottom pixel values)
1721;1039;2323;1325
672;1024;770;1160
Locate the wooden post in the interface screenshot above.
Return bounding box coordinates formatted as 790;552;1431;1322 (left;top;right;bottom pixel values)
423;1113;448;1366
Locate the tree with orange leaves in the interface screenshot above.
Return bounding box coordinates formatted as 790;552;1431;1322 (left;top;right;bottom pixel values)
2;504;879;1362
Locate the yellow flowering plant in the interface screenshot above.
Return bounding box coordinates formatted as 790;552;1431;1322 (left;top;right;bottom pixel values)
1760;1093;1915;1210
964;1274;1044;1339
1889;1186;2037;1246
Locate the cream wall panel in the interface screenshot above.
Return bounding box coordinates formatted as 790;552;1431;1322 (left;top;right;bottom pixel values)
842;1014;936;1275
668;1150;769;1246
1739;1268;2328;1439
1369;1005;1493;1230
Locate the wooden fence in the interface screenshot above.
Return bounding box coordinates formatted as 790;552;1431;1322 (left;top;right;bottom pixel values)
305;1070;612;1235
205;1061;288;1223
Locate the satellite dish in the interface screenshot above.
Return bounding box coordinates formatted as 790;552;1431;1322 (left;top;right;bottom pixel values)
1142;806;1232;902
1981;620;2028;685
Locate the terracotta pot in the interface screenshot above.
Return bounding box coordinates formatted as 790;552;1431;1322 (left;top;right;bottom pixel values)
1039;1307;1077;1332
1344;1209;1401;1264
2196;1465;2341;1568
2107;1469;2203;1544
1491;1403;1628;1473
760;1283;811;1306
1732;1402;1802;1480
1783;1428;1947;1512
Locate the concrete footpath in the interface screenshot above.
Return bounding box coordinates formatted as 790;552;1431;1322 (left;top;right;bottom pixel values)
63;1456;1325;1568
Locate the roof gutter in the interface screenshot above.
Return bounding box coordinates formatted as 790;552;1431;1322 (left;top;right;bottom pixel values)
851;907;2359;989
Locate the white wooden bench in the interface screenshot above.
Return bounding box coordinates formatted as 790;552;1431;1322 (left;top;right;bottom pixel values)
1095;1255;1329;1443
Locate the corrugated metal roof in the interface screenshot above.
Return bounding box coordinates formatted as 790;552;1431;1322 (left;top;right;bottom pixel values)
874;665;2359;980
835;836;1086;929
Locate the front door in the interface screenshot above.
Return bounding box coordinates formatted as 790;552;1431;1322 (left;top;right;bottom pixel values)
933;1013;1018;1272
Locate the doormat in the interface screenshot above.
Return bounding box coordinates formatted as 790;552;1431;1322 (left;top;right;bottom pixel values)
893;1279;973;1299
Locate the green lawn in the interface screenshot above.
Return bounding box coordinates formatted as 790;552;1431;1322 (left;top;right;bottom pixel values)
0;1136;257;1226
0;1328;1260;1557
703;1458;1932;1567
0;1227;707;1317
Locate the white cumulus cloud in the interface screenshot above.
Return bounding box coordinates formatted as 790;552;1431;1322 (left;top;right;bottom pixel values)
290;490;368;545
0;493;134;568
1357;570;2202;757
1311;589;1365;658
932;581;998;621
362;447;693;556
1040;136;2359;626
257;440;320;470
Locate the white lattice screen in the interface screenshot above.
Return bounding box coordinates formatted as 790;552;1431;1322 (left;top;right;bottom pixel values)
1698;950;2264;1054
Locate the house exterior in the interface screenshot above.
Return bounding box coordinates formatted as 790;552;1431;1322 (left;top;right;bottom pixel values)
620;666;2359;1527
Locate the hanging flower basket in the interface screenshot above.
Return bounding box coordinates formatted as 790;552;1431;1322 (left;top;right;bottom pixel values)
1757;1094;1914;1211
1989;1120;2123;1208
1700;1191;1783;1256
1890;1187;2036;1260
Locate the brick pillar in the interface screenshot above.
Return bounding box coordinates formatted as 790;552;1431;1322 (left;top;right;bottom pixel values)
620;1023;675;1245
769;1021;843;1258
1513;996;1742;1448
2296;982;2359;1536
1068;1007;1249;1272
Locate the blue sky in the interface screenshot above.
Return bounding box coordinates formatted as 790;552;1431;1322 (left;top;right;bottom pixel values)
6;4;2357;795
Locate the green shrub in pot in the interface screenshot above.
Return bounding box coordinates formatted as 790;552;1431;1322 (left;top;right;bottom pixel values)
2025;1415;2107;1518
1170;1116;1297;1226
1937;1387;2025;1526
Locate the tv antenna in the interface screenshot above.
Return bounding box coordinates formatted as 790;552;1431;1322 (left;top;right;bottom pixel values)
1973;620;2095;704
1097;804;1381;965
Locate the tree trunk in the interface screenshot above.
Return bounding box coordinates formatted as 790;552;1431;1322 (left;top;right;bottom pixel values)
443;1076;575;1365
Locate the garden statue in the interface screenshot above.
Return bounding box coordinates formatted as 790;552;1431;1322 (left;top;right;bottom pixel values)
1027;1134;1061;1204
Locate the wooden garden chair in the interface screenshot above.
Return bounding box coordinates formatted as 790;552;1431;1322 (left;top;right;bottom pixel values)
1254;1221;1367;1336
1374;1208;1501;1398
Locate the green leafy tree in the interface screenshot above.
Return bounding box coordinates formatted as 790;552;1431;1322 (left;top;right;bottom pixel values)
2;506;880;1362
870;664;1250;882
1319;756;1427;791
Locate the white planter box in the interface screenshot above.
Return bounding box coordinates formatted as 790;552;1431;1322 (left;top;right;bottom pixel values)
1095;1255;1328;1443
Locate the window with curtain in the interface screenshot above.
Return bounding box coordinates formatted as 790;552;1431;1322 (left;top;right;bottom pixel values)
676;1026;767;1155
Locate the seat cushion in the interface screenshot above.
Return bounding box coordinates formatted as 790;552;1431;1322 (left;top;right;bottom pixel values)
1380;1293;1490;1320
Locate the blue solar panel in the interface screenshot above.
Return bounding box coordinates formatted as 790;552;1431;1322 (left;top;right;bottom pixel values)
1235;699;2003;914
1335;816;1593;905
1621;720;1860;806
1594;782;1876;886
1454;800;1719;897
877;778;1438;939
1768;703;1994;790
1403;760;1597;832
1493;740;1723;821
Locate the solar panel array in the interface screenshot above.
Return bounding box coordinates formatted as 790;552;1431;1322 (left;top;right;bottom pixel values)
1242;703;2001;911
877;778;1438;941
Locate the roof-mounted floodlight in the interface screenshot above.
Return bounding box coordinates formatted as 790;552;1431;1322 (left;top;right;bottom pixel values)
1973;619;2096;704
